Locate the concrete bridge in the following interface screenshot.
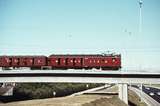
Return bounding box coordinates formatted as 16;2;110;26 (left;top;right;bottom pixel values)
0;69;160;105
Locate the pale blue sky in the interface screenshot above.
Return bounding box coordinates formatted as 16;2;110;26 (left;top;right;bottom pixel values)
0;0;160;70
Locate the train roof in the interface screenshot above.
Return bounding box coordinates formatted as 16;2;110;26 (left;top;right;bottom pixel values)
49;54;121;57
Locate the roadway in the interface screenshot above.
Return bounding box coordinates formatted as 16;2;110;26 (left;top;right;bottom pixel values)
130;86;160;106
143;86;160;103
131;85;160;105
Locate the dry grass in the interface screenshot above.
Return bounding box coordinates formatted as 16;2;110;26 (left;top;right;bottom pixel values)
0;95;111;106
128;90;147;106
145;84;160;88
82;96;127;106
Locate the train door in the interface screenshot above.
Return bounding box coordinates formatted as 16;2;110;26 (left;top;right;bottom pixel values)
74;58;82;68
67;58;74;68
12;57;19;67
60;57;66;68
48;57;59;67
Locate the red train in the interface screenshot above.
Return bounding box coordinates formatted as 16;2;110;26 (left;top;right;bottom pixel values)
0;54;121;70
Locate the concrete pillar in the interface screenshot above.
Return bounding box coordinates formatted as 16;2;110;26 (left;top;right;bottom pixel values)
140;83;143;102
4;87;13;96
118;84;128;105
1;83;15;96
2;83;6;88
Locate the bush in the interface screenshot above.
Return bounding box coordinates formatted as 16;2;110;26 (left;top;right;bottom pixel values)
13;83;104;100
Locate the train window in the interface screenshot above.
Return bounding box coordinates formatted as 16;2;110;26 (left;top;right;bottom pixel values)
55;60;58;63
97;60;100;63
112;58;116;62
105;60;108;63
63;60;65;63
30;59;33;62
89;60;92;63
5;58;10;63
14;59;18;63
38;60;41;63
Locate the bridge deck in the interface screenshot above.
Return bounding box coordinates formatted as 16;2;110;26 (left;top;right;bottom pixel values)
0;69;160;84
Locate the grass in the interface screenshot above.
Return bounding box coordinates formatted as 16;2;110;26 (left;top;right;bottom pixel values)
82;90;147;106
82;96;127;106
128;90;147;106
145;84;160;88
0;85;148;106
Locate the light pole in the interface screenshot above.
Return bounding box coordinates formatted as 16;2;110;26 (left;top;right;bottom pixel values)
139;0;143;34
139;0;143;102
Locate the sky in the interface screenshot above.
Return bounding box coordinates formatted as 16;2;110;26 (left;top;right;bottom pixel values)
0;0;160;71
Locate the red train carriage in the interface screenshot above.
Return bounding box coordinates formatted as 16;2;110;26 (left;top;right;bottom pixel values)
83;54;121;70
48;55;81;69
0;56;47;69
48;54;121;70
48;55;83;69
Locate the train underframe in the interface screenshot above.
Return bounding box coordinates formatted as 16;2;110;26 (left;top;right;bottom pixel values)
1;66;120;70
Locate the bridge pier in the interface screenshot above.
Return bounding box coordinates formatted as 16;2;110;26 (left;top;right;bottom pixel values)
0;83;15;96
3;87;14;96
118;84;128;105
